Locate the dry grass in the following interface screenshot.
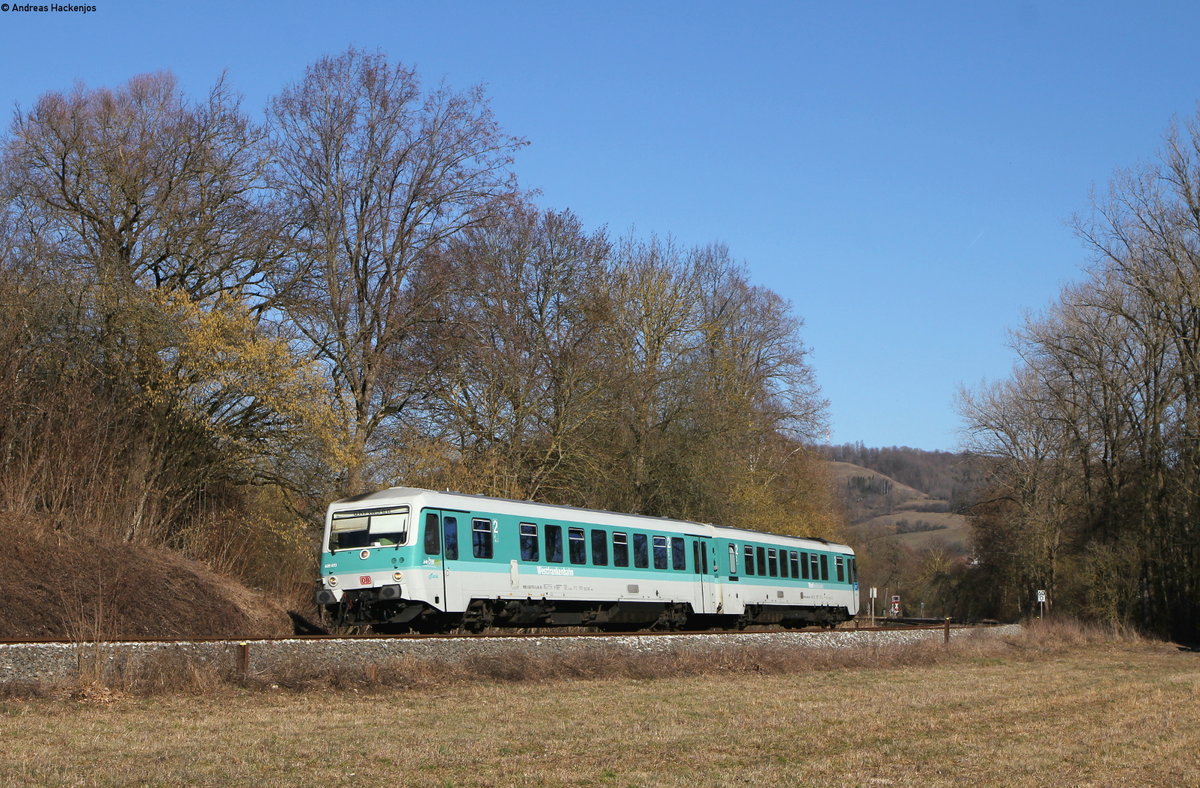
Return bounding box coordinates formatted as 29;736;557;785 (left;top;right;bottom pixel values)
0;621;1196;786
0;523;294;641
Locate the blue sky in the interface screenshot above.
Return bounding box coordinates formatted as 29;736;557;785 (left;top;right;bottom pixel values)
3;1;1199;451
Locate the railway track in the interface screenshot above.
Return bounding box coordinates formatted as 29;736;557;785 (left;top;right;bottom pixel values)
0;620;980;647
0;622;1023;687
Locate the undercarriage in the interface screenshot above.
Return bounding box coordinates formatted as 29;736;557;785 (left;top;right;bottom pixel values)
321;590;852;634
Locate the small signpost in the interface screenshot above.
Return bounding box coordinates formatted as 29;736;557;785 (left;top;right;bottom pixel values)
1037;589;1047;619
890;594;901;617
869;587;877;626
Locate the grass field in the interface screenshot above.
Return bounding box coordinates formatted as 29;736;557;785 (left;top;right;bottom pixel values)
1;625;1197;786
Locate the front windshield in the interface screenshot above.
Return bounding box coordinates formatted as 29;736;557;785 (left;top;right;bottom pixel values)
329;506;410;551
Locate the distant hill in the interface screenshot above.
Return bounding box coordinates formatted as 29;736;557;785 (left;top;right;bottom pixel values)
819;443;986;513
826;456;973;556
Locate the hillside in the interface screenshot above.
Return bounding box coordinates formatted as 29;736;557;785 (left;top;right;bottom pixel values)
0;519;294;640
828;460;972;555
821;444;987;512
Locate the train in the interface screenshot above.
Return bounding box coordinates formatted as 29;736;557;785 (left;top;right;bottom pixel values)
314;487;859;633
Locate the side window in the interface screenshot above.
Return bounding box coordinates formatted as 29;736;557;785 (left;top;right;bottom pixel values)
443;516;459;560
744;545;755;576
424;512;440;555
652;535;668;569
820;554;829;581
810;553;819;580
729;545;738;575
520;523;539;561
671;537;686;570
767;548;779;577
756;547;766;577
591;529;608;566
779;548;790;579
613;532;629;567
633;533;649;568
835;555;845;583
849;556;858;583
799;551;809;579
790;551;800;578
568;527;587;564
546;525;563;563
472;518;493;559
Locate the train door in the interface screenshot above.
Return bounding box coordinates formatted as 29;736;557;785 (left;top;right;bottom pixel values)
691;537;717;614
421;509;463;611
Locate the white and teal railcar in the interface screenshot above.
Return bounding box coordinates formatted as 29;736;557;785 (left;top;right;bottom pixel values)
315;487;859;632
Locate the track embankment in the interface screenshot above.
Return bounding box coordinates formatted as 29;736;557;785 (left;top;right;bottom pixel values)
0;625;1021;685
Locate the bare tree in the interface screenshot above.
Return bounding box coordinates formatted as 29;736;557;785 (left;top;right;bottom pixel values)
3;71;277;304
419;204;612;500
0;72;321;546
962;109;1200;636
268;48;526;492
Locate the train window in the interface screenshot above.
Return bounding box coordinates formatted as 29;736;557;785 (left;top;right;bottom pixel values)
779;549;789;578
332;528;371;550
767;548;778;577
729;545;738;575
591;529;608;565
756;547;767;577
744;545;755;576
652;535;668;569
849;556;858;583
613;532;630;567
520;523;539;561
820;554;829;581
472;518;493;559
809;553;820;580
835;555;845;582
799;551;809;579
569;527;587;564
633;533;649;568
330;505;410;550
790;551;800;578
671;537;686;570
546;525;563;563
444;517;459;560
424;512;440;555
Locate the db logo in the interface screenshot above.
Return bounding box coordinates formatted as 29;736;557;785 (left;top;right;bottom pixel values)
359;575;371;585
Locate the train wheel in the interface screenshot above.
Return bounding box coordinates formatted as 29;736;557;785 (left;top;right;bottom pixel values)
649;603;690;631
461;600;495;634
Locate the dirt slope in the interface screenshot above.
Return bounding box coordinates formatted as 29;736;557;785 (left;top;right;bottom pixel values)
0;518;293;640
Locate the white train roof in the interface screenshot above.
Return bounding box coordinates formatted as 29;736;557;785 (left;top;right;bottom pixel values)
329;486;853;554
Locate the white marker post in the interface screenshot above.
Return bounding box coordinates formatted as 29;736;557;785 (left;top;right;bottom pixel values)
869;586;877;626
1037;589;1046;619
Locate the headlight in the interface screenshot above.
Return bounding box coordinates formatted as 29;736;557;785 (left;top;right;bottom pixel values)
392;571;403;582
327;575;338;587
